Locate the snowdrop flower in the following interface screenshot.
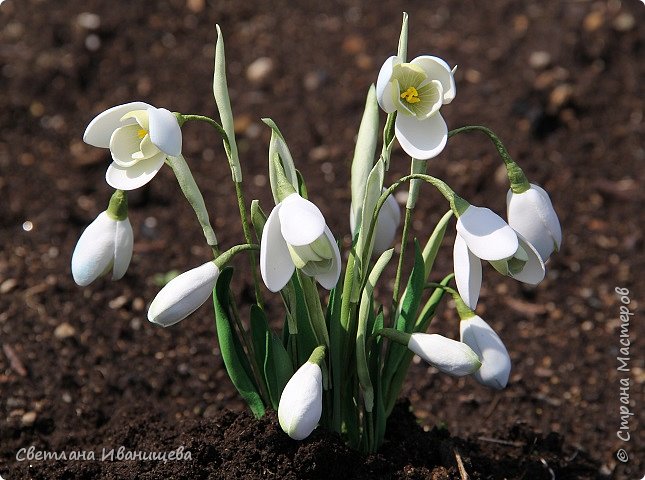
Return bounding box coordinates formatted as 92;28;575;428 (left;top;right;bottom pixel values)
460;315;511;390
278;348;325;440
71;190;133;286
148;261;220;327
507;184;562;262
350;192;401;255
260;193;341;292
83;102;182;190
408;333;481;376
376;55;456;159
453;205;519;309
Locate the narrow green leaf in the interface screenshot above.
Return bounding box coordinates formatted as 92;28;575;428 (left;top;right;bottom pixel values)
422;210;453;275
214;267;265;418
249;305;270;395
291;275;318;366
397;240;425;334
265;330;294;409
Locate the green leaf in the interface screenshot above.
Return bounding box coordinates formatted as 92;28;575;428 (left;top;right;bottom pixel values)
396;240;425;334
265;330;294;409
250;305;270;395
213;267;265;418
422;210;453;275
291;275;318;366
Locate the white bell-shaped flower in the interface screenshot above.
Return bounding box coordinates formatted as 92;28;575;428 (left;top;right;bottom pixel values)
83;102;182;190
71;211;133;286
460;315;511;390
376;55;456;159
148;261;220;327
507;184;562;262
260;193;341;292
350;192;401;255
408;333;481;376
453;205;519;309
278;361;323;440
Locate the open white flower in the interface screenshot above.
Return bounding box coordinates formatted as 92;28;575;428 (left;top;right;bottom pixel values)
408;333;481;376
260;193;341;292
278;361;323;440
453;205;519;309
460;316;511;390
376;55;456;160
83;102;182;190
350;192;401;255
71;211;133;286
148;261;220;327
507;184;562;262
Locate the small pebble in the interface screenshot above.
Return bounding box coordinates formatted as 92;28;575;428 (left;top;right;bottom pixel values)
77;12;101;30
583;11;604;32
549;84;573;111
54;322;76;339
109;295;128;310
21;411;37;427
246;57;274;84
303;70;327;91
529;51;551;70
0;278;18;294
612;12;635;32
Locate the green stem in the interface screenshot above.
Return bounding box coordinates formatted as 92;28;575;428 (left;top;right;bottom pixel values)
235;181;264;308
180;114;232;157
391;207;412;307
425;282;476;320
448;125;530;193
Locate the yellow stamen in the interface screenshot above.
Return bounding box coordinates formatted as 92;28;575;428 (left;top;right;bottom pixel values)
137;129;148;139
400;86;421;104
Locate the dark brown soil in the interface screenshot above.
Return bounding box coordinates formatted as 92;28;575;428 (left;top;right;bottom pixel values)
1;0;643;479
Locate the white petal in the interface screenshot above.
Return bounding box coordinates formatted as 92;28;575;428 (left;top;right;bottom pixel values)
408;333;481;376
278;194;326;247
278;362;323;440
395;112;447;160
507;185;562;261
453;234;482;310
376;56;400;113
148;107;182;156
460;316;511;390
410;55;456;103
105;152;166;191
110;124;146;167
456;206;518;261
510;233;545;285
71;212;117;286
83;101;152;148
112;218;134;280
260;203;295;292
148;262;220;327
373;193;401;254
313;226;341;290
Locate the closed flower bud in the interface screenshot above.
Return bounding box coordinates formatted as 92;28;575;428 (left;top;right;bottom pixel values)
408;333;481;376
71;211;133;286
148;261;220;327
278;361;323;440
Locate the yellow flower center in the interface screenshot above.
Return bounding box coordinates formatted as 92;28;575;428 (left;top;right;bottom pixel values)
137;128;148;139
400;86;421;104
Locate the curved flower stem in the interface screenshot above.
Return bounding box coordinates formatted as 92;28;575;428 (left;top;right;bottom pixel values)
448;125;530;193
181;113;264;308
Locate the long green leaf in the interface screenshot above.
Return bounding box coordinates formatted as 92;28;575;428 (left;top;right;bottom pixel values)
214;267;265;418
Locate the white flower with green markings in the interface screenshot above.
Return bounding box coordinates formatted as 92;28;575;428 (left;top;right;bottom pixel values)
376;55;456;160
83;102;182;190
260;193;341;292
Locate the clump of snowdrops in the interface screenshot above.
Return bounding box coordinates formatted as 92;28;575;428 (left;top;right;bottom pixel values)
71;14;561;453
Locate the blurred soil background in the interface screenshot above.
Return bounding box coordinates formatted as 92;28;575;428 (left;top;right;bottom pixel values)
0;0;643;478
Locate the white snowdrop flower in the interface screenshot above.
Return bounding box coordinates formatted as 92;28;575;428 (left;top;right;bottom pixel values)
408;333;481;376
148;261;220;327
460;315;511;390
376;55;456;160
71;191;133;286
507;184;562;262
453;205;519;309
278;360;323;440
260;193;341;292
83;102;182;190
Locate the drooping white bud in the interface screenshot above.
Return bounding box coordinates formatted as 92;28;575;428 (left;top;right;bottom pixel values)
460;316;511;390
408;333;481;376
